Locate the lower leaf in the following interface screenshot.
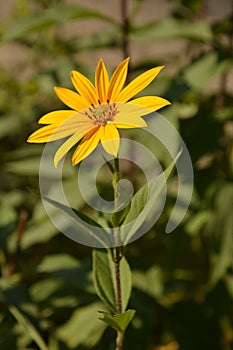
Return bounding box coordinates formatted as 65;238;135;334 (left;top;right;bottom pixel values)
97;309;136;333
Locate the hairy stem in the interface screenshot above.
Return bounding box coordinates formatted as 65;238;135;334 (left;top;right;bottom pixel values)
113;157;123;349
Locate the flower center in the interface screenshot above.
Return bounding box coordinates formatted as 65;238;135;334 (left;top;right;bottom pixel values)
84;102;119;126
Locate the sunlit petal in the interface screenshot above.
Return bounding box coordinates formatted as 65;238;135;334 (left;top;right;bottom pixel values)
99;124;120;157
54;87;89;111
129;96;171;111
27;124;73;143
28;114;92;143
71;70;98;105
117;66;164;102
72;126;100;165
95;58;109;103
38;110;76;124
117;102;151;118
113;119;147;129
107;57;129;101
54;126;93;167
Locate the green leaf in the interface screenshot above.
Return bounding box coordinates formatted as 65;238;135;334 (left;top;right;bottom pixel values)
9;305;48;350
93;249;132;313
37;253;93;293
132;18;213;42
185;211;211;236
201;181;233;288
92;249;116;313
43;196;111;248
210;218;233;285
2;4;118;41
207;185;233;286
133;266;163;300
21;220;58;249
111;203;130;227
98;309;136;333
30;279;63;303
183;52;232;91
4;158;40;176
121;151;181;245
2;16;53;41
21;203;59;249
119;257;132;313
45;4;116;23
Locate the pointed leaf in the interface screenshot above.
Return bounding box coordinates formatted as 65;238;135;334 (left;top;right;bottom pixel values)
9;305;48;350
92;249;116;313
119;257;132;312
3;5;117;41
43;196;110;248
98;309;136;333
121;151;181;245
93;249;132;313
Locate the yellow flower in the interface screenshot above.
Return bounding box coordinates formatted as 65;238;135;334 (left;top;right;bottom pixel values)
27;58;170;167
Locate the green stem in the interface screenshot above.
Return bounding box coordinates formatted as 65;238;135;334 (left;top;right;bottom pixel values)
113;157;123;350
116;330;124;350
113;158;120;210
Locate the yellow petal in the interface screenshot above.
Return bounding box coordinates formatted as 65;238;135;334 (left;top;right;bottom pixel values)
71;70;98;105
107;57;130;101
54;126;93;167
112;103;148;128
27;124;73;143
99;124;120;157
129;96;171;111
72;126;100;165
38;110;76;124
117;66;164;102
113;119;147;129
117;102;151;118
54;87;89;111
28;114;92;143
95;58;109;103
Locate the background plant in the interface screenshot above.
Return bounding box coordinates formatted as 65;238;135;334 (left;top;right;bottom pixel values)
0;0;232;349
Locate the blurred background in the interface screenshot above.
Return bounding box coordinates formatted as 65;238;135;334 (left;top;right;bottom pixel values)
0;0;233;349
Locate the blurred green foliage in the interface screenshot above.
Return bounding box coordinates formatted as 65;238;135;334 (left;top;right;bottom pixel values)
0;0;232;349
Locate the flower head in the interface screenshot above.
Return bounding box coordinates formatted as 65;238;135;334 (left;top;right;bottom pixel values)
27;58;170;166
